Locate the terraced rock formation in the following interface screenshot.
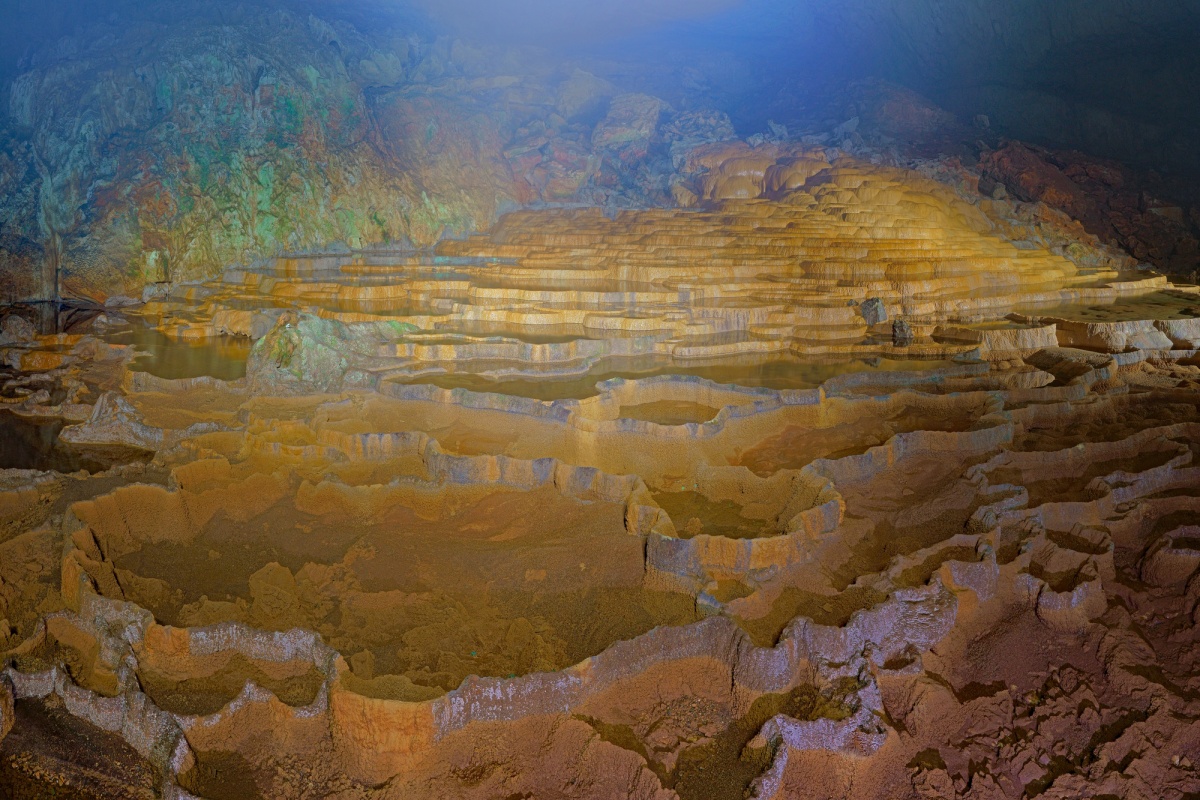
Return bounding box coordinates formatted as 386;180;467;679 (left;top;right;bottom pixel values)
2;140;1200;799
124;148;1155;395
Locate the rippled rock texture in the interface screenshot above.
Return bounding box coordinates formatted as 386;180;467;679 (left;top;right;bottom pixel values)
4;0;1199;311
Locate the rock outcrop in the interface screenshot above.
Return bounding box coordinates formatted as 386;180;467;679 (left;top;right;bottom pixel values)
0;5;731;304
980;142;1200;276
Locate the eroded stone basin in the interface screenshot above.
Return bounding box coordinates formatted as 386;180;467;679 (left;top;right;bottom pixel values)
136;648;325;718
68;456;696;700
651;490;772;539
735;391;999;475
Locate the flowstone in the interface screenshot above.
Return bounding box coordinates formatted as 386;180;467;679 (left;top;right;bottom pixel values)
2;140;1200;800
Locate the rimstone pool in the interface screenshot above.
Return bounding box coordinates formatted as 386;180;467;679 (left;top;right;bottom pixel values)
3;179;1199;798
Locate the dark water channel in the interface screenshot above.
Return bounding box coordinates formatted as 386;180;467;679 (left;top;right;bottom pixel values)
0;411;151;473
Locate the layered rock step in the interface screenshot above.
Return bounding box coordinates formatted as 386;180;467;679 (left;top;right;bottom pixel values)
132;150;1184;386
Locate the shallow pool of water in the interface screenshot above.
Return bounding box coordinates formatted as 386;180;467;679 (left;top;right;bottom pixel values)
1015;290;1200;322
619;400;720;425
651;490;775;540
104;323;251;381
389;356;965;400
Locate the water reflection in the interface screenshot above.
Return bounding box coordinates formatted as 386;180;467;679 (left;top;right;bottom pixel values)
1014;290;1200;322
390;355;964;400
104;323;252;381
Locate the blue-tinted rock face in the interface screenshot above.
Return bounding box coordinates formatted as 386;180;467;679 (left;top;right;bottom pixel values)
0;9;502;301
0;3;736;303
752;0;1200;176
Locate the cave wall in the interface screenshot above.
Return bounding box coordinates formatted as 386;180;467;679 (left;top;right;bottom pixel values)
801;0;1200;174
0;2;735;303
1;7;472;301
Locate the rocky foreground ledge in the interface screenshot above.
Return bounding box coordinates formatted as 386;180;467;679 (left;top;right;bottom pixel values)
0;296;1199;797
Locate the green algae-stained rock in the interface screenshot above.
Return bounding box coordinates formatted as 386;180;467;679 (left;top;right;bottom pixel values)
0;8;525;302
0;5;723;303
247;313;417;395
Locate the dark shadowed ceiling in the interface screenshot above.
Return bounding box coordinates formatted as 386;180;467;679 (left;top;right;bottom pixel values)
2;0;1198;173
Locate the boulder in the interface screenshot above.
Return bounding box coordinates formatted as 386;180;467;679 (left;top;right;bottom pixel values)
246;313;410;395
592;93;667;162
555;69;616;121
1053;319;1173;352
859;297;887;326
59;392;162;451
141;284;170;304
1154;317;1200;348
0;314;35;344
662;109;737;170
1024;347;1114;385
